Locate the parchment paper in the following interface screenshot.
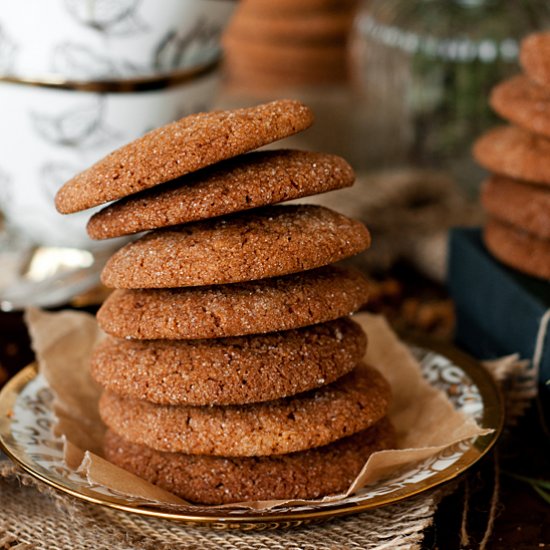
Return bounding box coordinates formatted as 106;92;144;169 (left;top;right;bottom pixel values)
25;308;491;510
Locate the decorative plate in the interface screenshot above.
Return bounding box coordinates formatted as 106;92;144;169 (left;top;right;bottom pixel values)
0;340;503;529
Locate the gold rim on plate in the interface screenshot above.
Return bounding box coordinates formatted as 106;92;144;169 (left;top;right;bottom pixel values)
0;339;503;528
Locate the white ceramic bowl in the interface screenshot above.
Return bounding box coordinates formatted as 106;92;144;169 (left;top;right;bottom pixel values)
0;0;235;80
0;69;220;249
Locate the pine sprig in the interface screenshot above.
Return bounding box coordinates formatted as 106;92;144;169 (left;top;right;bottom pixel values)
504;471;550;504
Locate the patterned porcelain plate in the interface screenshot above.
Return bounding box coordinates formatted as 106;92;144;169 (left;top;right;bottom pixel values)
0;339;503;528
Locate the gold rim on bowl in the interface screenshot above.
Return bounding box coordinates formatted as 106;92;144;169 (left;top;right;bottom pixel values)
0;58;220;93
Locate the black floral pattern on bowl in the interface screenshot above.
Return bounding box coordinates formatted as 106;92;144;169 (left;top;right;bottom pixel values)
30;98;120;148
51;43;147;80
64;0;147;36
154;17;223;73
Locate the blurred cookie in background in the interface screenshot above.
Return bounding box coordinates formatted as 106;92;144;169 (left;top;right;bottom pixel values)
484;217;550;280
222;0;359;90
481;175;550;240
473;31;550;280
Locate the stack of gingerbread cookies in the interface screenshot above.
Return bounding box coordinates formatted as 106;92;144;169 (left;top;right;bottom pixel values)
473;31;550;280
55;99;395;504
222;0;357;89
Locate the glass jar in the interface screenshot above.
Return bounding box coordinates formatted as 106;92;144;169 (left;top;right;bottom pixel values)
351;0;550;192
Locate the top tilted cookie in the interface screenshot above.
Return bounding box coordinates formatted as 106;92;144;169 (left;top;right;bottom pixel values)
55;100;314;214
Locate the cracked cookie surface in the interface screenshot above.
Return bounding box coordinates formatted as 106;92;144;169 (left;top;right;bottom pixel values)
55;99;314;214
96;265;370;339
100;205;370;288
87;150;354;240
99;362;391;456
103;418;395;504
91;318;366;405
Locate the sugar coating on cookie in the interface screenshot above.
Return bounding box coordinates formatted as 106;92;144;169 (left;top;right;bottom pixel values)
473;125;550;186
484;217;550;280
481;175;550;239
99;362;391;456
96;265;370;340
87;150;354;240
90;318;366;406
103;418;395;504
55;99;314;214
520;32;550;88
490;75;550;139
100;205;371;289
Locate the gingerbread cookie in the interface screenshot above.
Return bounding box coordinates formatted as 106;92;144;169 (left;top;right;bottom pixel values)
55;100;314;214
100;205;371;289
520;32;550;89
225;57;348;87
473;125;550;187
87;150;355;240
99;362;391;456
238;0;358;16
91;318;366;406
226;65;347;89
104;418;395;504
223;38;347;75
490;75;550;138
227;10;354;45
97;265;370;340
481;175;550;239
484;217;550;279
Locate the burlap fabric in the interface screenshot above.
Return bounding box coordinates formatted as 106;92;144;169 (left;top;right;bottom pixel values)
0;456;442;550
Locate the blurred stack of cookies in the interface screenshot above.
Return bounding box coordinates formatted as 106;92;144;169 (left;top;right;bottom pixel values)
55;99;395;504
473;31;550;280
223;0;358;90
